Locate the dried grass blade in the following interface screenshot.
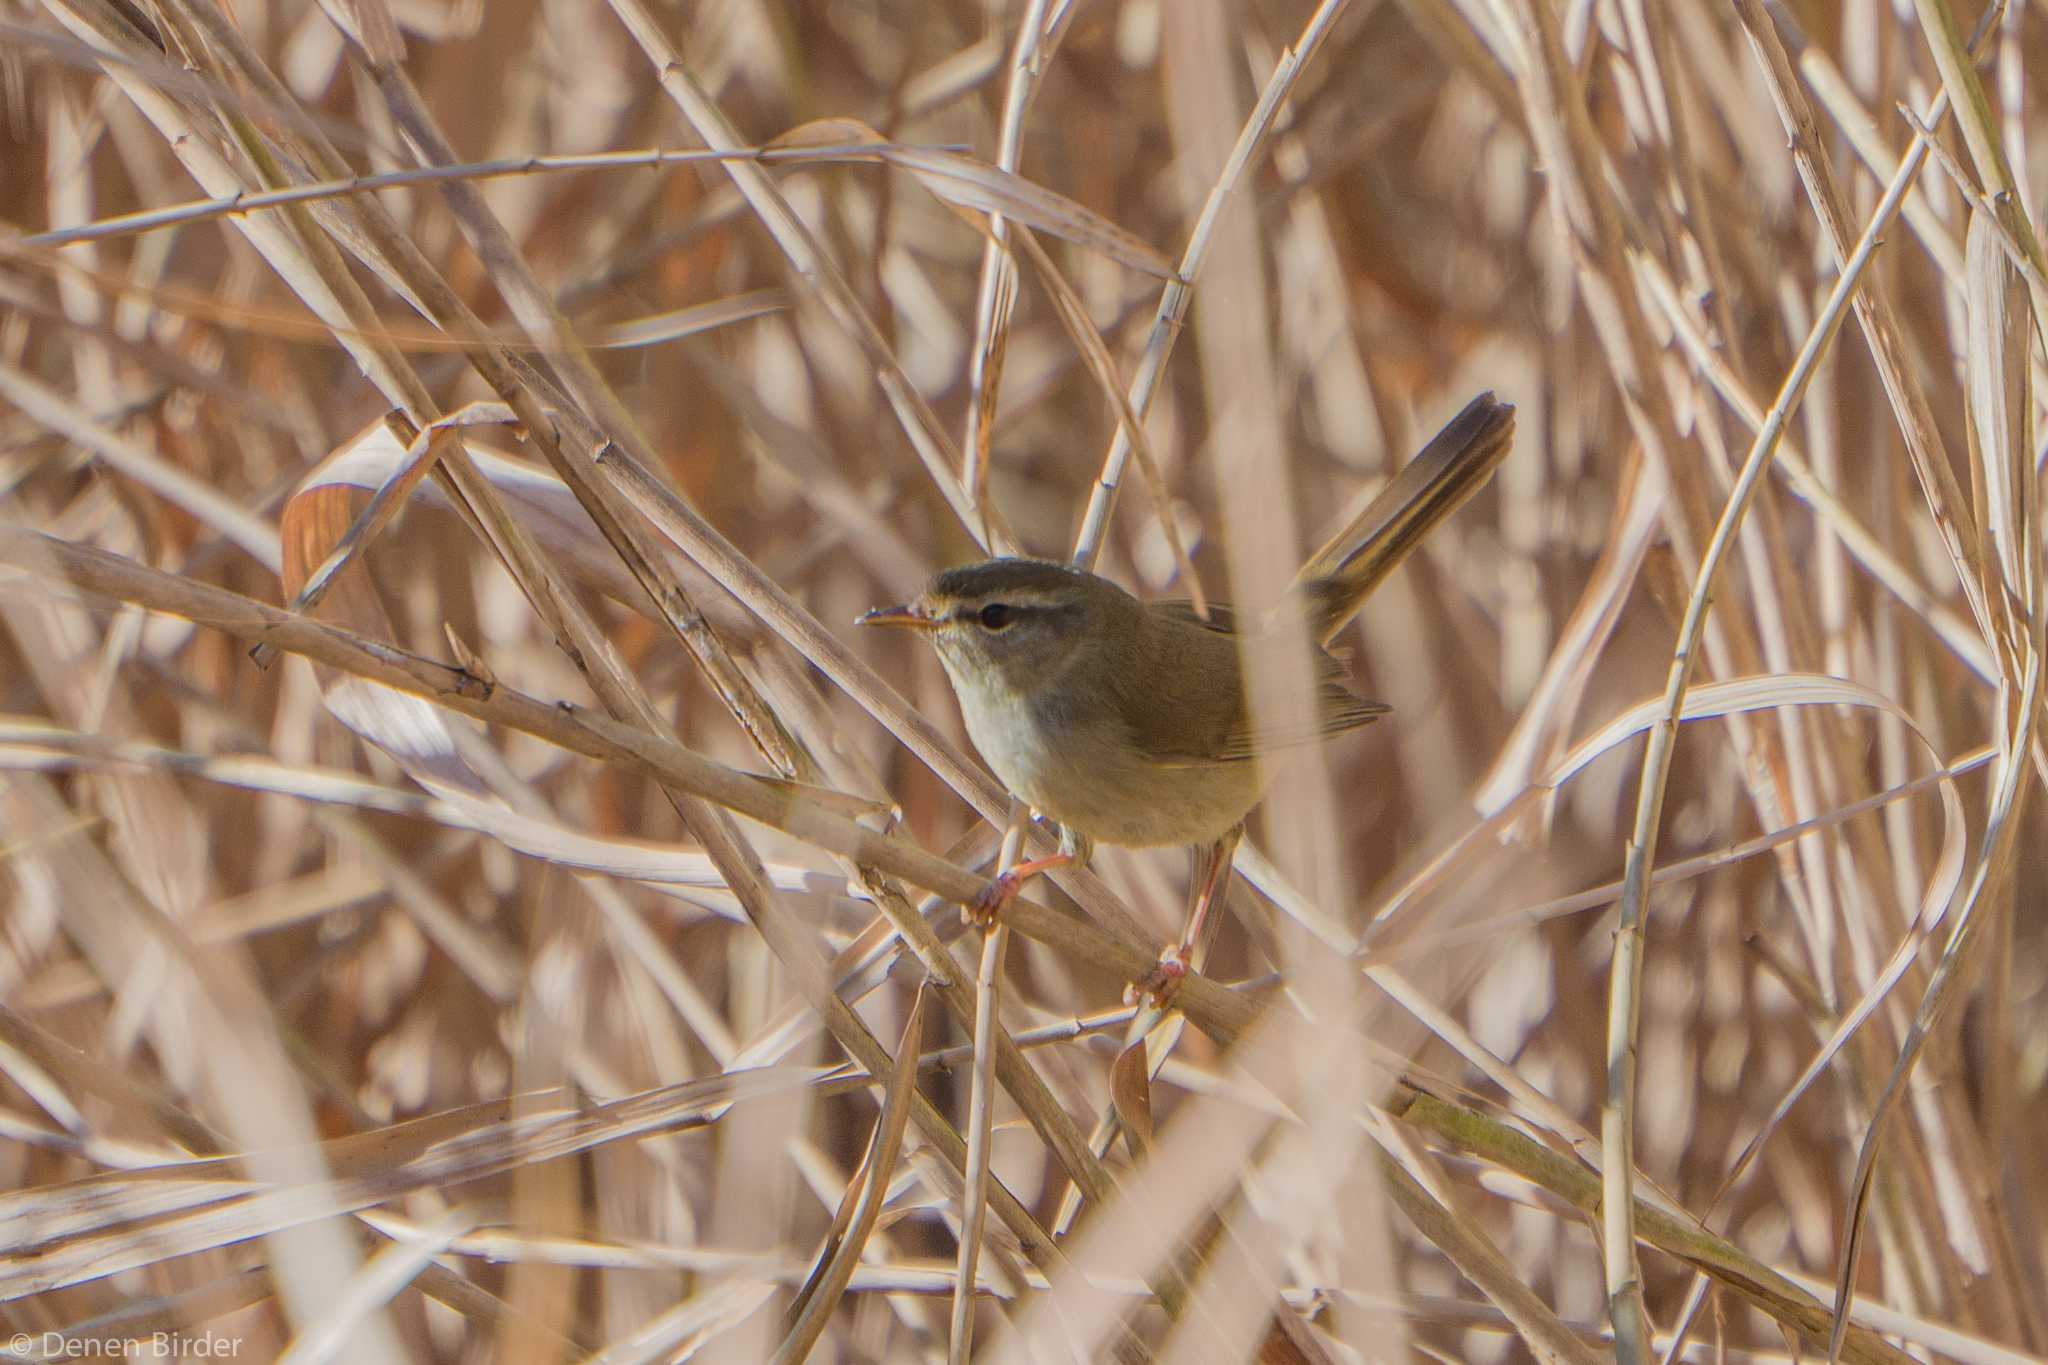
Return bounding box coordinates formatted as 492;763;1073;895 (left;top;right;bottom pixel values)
1011;225;1205;611
1475;450;1660;815
585;289;788;349
8;150;656;247
1398;747;1993;965
1108;1038;1156;1163
1388;1089;1919;1365
275;1206;481;1365
1071;0;1353;566
1370;665;1969;966
1908;0;2048;348
30;1270;275;1359
962;0;1059;531
1965;209;2036;638
1374;1146;1603;1365
580;1279;779;1364
1709;743;1970;1209
0;1052;822;1299
283;403;512;624
600;4;1000;548
768;117;1173;279
1732;0;1993;635
1824;178;2045;1365
1826;650;2039;1364
1633;245;1997;682
0;717;835;908
36;0;420;409
947;915;1013;1363
880;143;1174;279
965;257;1016;518
0;360;279;571
773;986;928;1365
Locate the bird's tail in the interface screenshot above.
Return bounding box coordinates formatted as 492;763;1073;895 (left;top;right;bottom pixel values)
1293;391;1516;647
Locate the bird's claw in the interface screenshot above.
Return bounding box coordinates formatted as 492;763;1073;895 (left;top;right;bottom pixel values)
1125;943;1192;1009
961;850;1075;929
966;869;1024;928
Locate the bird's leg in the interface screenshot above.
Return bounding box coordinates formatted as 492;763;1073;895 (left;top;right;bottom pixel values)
1181;825;1242;958
1058;824;1094;870
1129;825;1242;1005
965;822;1086;927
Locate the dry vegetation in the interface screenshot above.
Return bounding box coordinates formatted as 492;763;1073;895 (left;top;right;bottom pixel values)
2;0;2046;1361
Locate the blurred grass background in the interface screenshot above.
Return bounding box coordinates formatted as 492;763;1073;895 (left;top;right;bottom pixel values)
1;0;2045;1361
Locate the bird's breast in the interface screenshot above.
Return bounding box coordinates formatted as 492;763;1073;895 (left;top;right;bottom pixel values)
950;669;1259;848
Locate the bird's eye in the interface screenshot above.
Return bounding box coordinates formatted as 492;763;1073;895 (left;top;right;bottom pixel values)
977;603;1014;631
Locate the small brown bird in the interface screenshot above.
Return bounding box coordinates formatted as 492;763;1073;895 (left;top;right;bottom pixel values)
861;394;1514;990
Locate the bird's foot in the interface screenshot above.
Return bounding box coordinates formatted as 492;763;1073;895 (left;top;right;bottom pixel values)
966;869;1025;928
1125;942;1192;1009
964;851;1072;928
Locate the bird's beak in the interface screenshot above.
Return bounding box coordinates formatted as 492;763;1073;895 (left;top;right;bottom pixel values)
855;603;937;632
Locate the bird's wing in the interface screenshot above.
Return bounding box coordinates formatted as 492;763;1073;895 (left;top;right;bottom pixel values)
1147;600;1243;634
1129;602;1389;766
